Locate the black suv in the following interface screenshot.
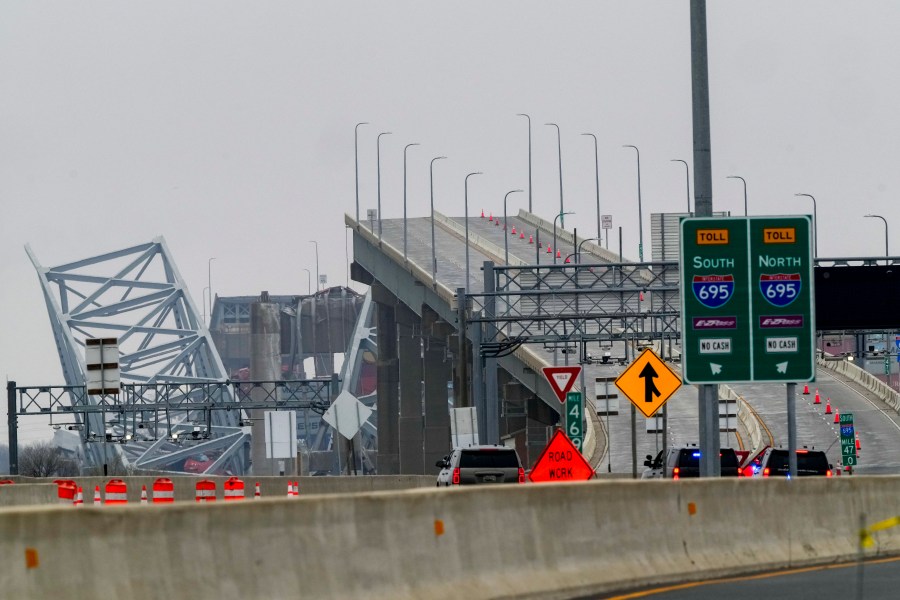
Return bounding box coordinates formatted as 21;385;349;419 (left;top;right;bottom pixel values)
757;447;833;477
642;446;740;478
435;446;525;486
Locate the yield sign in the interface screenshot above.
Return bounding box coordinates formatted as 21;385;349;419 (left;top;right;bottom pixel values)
528;429;594;483
615;348;682;418
542;366;582;403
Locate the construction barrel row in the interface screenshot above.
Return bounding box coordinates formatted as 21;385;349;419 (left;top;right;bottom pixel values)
50;478;302;506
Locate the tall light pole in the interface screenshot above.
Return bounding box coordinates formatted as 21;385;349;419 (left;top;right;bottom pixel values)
403;142;420;260
864;214;889;257
547;123;565;227
670;159;691;214
302;268;311;295
553;211;575;264
517;114;533;213
207;257;216;320
794;193;818;257
622;145;643;261
376;131;392;241
464;171;483;286
582;133;601;238
726;175;748;216
354;122;369;223
309;241;319;290
429;156;447;286
577;237;602;263
503;189;524;265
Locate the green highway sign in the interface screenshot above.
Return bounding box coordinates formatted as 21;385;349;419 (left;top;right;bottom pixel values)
565;392;584;452
840;412;856;467
680;216;815;384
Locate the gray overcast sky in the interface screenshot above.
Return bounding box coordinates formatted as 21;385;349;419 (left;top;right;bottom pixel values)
2;1;899;443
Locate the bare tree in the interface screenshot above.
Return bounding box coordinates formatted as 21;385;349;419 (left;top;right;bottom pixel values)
18;441;78;478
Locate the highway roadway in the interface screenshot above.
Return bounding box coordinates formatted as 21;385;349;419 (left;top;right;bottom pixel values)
371;211;900;475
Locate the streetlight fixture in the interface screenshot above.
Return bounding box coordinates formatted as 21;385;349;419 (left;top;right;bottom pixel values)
794;193;818;257
403;142;420;260
864;214;889;257
517;113;533;213
464;171;483;286
354;122;369;223
429;156;448;286
581;133;601;238
376;131;393;240
547;123;565;227
207;257;216;320
302;268;312;295
309;241;319;290
503;189;524;265
670;159;691;214
553;211;575;264
726;175;748;216
622;145;643;261
577;237;602;263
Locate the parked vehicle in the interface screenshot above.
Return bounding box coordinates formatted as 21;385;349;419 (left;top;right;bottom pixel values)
642;446;740;479
436;445;525;486
756;447;833;477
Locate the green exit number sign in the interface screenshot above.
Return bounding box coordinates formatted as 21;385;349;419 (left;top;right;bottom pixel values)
680;216;815;384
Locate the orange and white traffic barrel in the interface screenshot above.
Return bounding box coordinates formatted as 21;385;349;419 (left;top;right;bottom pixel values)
54;480;77;505
0;479;15;485
254;482;261;500
105;479;128;505
152;478;175;504
223;477;245;501
195;479;216;502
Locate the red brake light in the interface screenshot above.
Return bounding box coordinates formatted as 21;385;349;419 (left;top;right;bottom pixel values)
518;468;525;484
763;467;770;477
452;468;460;485
826;469;833;477
797;449;809;454
672;466;679;480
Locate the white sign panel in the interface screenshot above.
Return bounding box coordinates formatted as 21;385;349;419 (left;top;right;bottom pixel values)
264;411;298;459
450;407;479;447
601;215;613;229
85;337;120;395
322;391;373;440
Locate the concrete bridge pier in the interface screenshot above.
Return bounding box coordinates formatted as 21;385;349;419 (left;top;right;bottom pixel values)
373;283;400;474
397;303;425;474
422;307;452;471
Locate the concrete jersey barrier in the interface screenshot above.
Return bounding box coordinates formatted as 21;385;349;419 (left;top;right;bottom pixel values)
2;477;900;599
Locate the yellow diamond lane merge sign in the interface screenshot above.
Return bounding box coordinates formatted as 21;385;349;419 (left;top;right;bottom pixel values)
614;348;682;418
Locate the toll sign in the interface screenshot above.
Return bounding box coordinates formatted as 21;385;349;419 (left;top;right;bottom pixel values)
528;429;594;483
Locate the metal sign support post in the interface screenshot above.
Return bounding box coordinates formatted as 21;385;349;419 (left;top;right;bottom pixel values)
483;262;499;445
787;383;798;477
7;381;17;475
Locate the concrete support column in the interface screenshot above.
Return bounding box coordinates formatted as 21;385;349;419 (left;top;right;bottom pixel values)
397;303;424;474
423;336;451;468
250;292;290;476
373;284;400;474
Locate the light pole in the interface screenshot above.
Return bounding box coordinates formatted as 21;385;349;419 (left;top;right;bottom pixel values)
376;131;392;240
464;172;483;286
623;145;643;261
503;189;524;265
670;159;691;214
794;193;818;257
430;156;447;286
577;237;602;263
553;211;575;264
309;241;319;290
547;123;565;227
302;268;312;295
864;214;889;257
354;122;368;223
403;142;420;260
726;175;748;216
582;133;601;238
207;257;216;320
517;114;533;213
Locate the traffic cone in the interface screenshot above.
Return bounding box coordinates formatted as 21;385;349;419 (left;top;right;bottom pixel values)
74;486;83;507
488;212;493;221
564;256;571;263
480;209;485;218
495;218;499;226
856;432;861;451
254;482;261;500
528;234;533;244
802;384;810;395
140;485;148;505
814;390;821;404
287;482;293;497
546;244;552;254
520;231;525;239
293;481;299;497
511;225;516;235
93;485;102;506
824;398;831;414
834;408;840;424
556;249;561;259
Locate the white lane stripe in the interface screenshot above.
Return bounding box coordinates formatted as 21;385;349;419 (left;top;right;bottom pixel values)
818;370;900;434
